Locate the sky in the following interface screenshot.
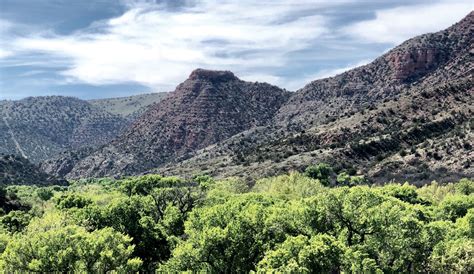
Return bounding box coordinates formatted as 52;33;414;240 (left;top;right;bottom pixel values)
0;0;472;100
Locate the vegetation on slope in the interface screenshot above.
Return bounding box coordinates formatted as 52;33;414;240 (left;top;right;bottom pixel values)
0;155;66;186
0;96;127;163
0;167;472;272
88;92;168;118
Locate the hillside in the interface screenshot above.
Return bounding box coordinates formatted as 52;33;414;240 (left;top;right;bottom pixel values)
42;70;291;178
0;154;66;186
88;92;168;119
0;96;127;163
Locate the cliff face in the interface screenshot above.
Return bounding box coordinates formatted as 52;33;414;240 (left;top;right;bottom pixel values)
388;48;445;81
124;69;289;155
43;69;291;178
277;11;473;128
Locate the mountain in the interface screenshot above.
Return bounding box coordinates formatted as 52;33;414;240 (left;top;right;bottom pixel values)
43;12;473;183
88;92;168;119
42;69;291;178
153;11;473;183
0;92;169;166
0;154;66;186
0;96;127;163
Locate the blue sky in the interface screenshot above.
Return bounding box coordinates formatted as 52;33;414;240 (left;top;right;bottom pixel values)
0;0;472;100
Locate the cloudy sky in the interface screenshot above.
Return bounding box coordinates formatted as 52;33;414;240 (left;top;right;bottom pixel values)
0;0;472;100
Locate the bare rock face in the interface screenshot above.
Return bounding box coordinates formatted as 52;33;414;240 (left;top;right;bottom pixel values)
44;69;292;178
388;47;446;81
188;69;237;82
276;11;473;128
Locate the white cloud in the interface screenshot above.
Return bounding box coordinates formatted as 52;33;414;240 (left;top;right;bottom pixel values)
10;0;332;90
345;1;473;44
0;49;12;59
1;0;472;94
0;20;13;59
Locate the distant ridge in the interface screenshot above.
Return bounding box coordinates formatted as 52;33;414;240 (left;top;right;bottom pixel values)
0;93;168;164
88;92;168;119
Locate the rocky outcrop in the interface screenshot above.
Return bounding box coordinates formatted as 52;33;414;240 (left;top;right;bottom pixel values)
152;12;473;183
276;11;473;127
388;48;445;81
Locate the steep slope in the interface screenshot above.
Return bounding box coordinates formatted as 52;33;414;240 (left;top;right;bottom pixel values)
88;92;168;119
0;96;127;163
0;154;66;186
277;11;473;128
43;69;291;178
153;11;473;183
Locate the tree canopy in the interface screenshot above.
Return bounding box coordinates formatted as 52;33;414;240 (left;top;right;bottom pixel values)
0;172;472;272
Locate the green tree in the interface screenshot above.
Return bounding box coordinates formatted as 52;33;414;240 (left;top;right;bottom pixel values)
304;163;332;186
161;194;278;272
257;234;344;273
0;225;140;272
119;175;183;196
455;178;474;195
55;193;92;209
253;172;324;199
438;194;474;221
321;187;428;272
0;233;9;255
378;183;428;204
36;188;54;202
337;172;367;186
430;238;474;272
0;211;31;233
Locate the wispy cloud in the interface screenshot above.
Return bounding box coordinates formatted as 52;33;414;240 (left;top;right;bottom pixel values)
344;0;473;44
6;0;334;90
0;0;472;96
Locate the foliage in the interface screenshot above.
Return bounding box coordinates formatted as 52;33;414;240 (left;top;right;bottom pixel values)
438;194;474;221
0;211;32;233
55;193;92;209
0;172;472;272
336;172;367;186
304;163;332;186
253;172;324;198
1;224;140;272
257;234;344;273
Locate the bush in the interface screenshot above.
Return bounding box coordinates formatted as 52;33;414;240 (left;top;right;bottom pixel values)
304;163;332;186
55;194;92;209
1;225;141;272
0;211;31;233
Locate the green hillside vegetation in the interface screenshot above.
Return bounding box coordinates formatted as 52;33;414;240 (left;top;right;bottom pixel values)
88;92;167;118
0;169;472;272
0;155;66;186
